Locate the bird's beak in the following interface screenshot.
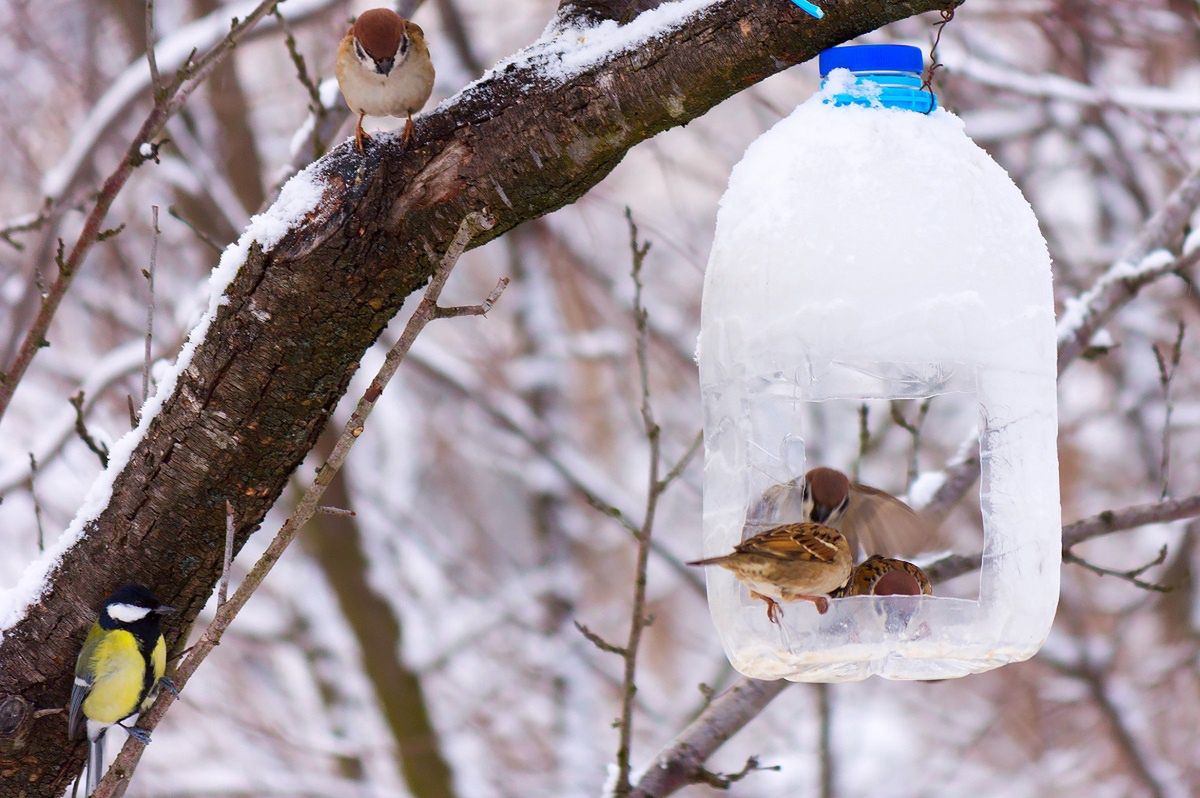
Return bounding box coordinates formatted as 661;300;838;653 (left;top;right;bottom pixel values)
154;605;177;615
375;57;394;75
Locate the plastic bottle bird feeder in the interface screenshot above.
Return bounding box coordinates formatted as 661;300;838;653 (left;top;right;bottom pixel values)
697;44;1060;682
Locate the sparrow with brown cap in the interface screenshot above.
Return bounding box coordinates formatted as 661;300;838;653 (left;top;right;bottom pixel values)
688;522;853;623
336;8;435;152
751;467;939;559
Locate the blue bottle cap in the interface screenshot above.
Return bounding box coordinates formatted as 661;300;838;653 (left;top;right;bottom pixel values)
818;44;925;77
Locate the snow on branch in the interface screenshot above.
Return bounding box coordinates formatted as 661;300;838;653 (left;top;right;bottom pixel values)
939;40;1200;115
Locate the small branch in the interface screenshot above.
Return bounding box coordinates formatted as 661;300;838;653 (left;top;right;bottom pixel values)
1063;545;1172;593
26;453;45;553
573;620;627;656
273;6;327;160
816;684;835;798
852;403;870;481
693;756;779;789
889;398;931;490
90;212;498;798
613;207;660;798
657;429;702;493
142;206;160;409
1151;321;1184;498
68;391;110;468
218;501;235;607
0;198;54;251
433;278;509;319
145;0;162;97
630;678;788;798
166;205;223;253
315;505;356;517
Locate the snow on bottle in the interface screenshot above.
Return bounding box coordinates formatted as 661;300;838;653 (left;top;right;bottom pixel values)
697;44;1060;681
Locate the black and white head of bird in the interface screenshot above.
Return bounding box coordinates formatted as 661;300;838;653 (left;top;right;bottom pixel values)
99;584;173;629
351;8;409;76
801;467;851;525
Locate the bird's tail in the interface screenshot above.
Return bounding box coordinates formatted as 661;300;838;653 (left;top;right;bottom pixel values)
686;555;730;567
87;730;105;796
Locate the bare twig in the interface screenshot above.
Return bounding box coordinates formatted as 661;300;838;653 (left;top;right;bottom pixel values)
1151;321;1184;498
273;6;327;160
630;678;789;798
68;391;109;468
0;0;285;425
142;206;160;409
890;398;931;490
26;453;45;553
90;212;500;798
166;205;223;253
852;403;869;481
573;620;626;656
692;756;780;789
816;684;835;798
0;198;54;251
314;505;356;517
219;501;235;607
145;0;162;97
1063;544;1172;593
612;207;660;798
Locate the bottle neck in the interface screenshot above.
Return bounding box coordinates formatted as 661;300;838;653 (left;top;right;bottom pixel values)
820;71;938;113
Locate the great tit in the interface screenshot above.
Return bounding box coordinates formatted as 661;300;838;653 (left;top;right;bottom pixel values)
69;583;173;795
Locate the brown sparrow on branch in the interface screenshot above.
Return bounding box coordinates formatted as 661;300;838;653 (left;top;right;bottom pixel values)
688;522;852;623
752;467;939;559
335;8;435;153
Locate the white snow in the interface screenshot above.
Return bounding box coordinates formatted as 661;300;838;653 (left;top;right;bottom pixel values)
138;142;154;158
0;165;328;638
433;0;722;113
1056;248;1177;344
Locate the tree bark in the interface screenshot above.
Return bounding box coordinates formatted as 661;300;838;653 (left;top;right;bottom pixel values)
0;1;951;792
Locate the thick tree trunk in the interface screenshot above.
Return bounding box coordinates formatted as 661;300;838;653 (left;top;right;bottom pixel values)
0;1;950;792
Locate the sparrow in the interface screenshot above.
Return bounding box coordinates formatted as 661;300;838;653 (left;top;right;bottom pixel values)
750;467;938;559
833;555;933;634
832;555;933;598
688;522;852;623
335;8;435;153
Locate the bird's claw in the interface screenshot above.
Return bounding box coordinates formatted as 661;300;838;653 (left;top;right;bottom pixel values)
158;676;179;697
120;723;152;744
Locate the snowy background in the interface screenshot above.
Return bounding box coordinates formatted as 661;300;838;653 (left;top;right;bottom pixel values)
1;0;1199;796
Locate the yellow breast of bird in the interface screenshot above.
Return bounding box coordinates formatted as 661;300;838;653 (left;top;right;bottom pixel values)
141;635;166;711
82;630;147;724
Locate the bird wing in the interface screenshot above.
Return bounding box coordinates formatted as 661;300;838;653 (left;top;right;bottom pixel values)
69;624;104;740
736;523;844;564
842;483;941;558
